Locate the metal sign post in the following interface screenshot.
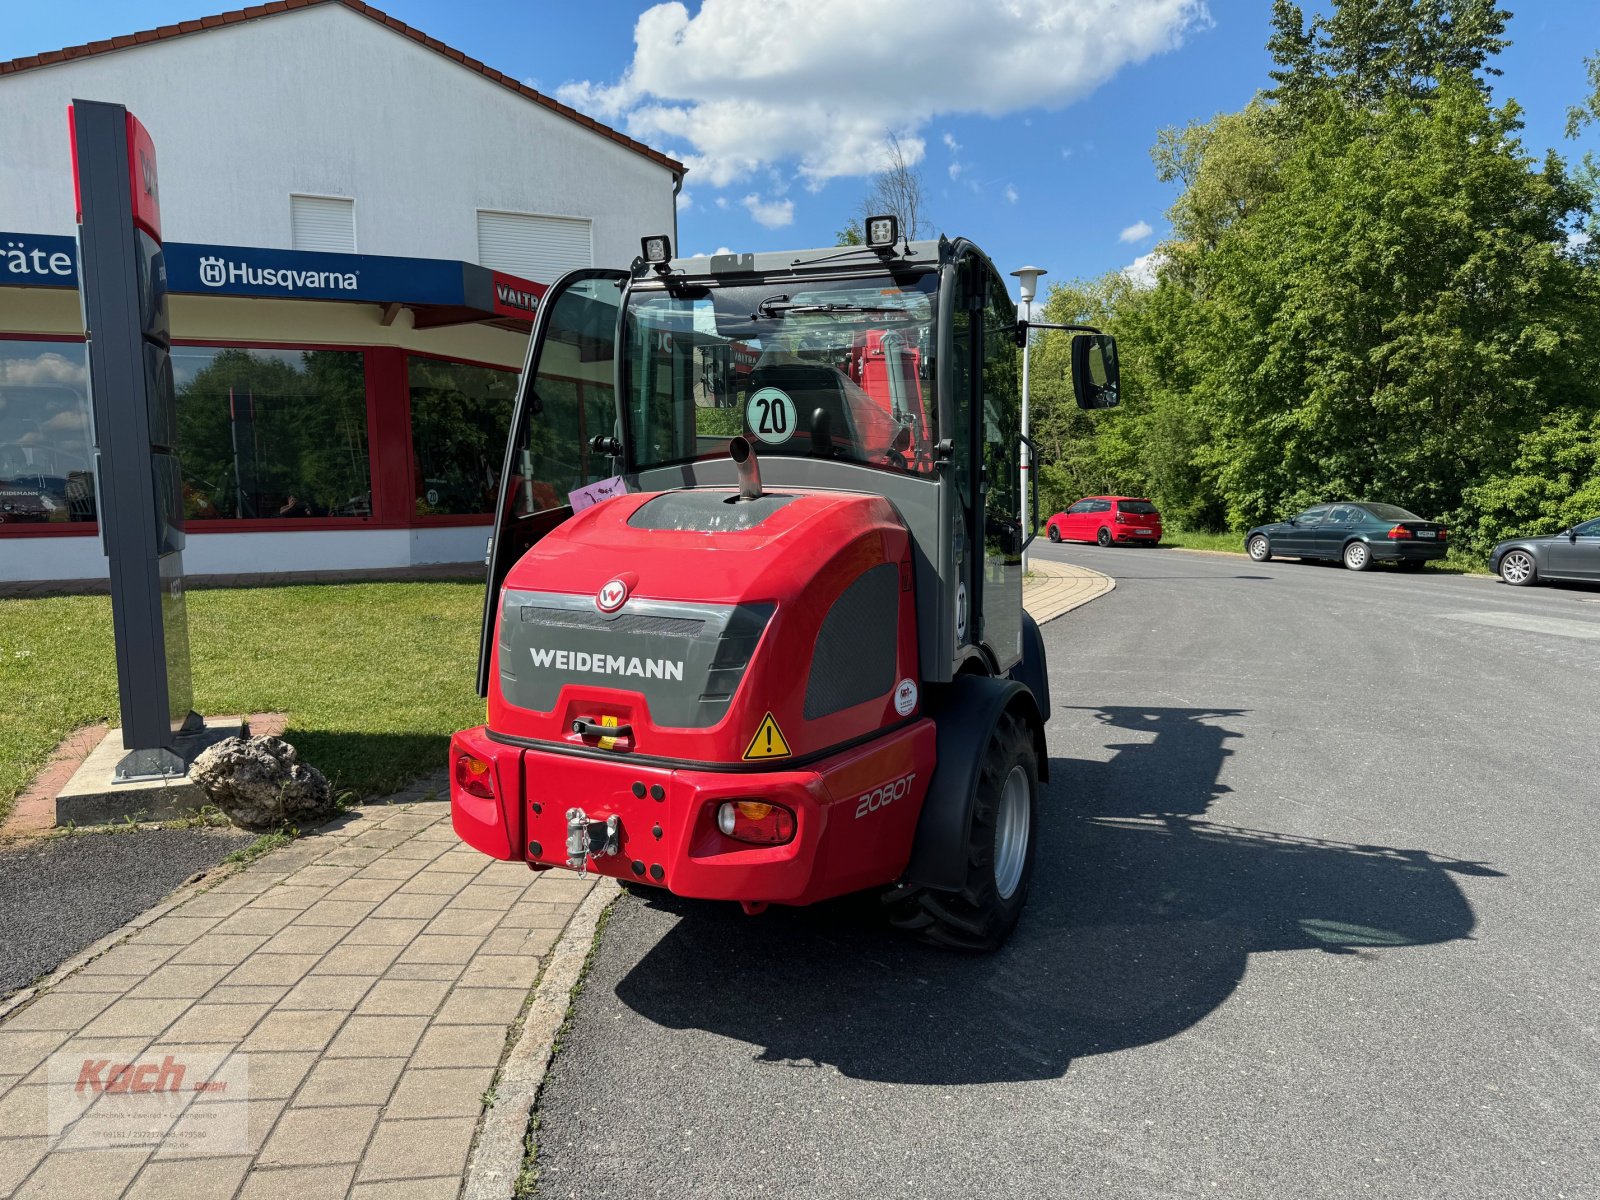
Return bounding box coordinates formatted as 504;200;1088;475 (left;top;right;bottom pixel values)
70;99;202;780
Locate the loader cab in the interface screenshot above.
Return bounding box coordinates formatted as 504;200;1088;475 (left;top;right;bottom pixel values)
477;238;1116;696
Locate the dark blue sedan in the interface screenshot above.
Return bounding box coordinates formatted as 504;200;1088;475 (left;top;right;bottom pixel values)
1245;502;1448;572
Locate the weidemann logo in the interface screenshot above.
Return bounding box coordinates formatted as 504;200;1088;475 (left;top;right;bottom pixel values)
530;647;684;682
198;254;357;293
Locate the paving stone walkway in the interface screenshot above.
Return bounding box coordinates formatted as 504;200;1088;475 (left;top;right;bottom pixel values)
1023;557;1114;625
0;779;593;1199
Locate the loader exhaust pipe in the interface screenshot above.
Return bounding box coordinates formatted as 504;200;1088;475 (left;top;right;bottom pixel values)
730;435;762;501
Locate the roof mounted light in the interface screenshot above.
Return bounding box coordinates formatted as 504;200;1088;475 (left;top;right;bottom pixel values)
865;214;899;249
641;234;672;269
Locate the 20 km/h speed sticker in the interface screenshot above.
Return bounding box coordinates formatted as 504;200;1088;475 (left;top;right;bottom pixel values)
745;387;796;445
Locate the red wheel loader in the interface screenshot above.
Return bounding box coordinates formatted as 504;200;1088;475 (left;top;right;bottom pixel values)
450;221;1120;949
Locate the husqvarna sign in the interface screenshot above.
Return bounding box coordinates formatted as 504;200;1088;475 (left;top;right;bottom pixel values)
193;253;359;294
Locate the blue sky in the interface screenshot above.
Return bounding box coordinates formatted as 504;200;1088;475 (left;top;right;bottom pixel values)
7;2;1597;300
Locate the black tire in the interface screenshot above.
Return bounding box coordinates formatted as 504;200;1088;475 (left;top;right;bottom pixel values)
1096;527;1112;547
1343;541;1373;571
1048;525;1061;543
1247;535;1272;562
885;711;1038;951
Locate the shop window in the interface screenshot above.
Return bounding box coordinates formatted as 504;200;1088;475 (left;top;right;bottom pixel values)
0;339;95;526
173;346;370;520
408;357;519;516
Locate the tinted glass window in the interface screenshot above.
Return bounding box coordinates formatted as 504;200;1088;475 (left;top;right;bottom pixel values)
1294;507;1327;527
408;357;518;516
1089;499;1113;513
622;272;938;474
0;339;95;524
1575;518;1600;537
174;346;369;519
1325;505;1359;525
1361;503;1422;521
1118;500;1158;515
1067;500;1094;514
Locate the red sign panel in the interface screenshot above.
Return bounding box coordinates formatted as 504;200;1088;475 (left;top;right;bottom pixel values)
490;270;547;320
125;113;161;242
67;106;161;242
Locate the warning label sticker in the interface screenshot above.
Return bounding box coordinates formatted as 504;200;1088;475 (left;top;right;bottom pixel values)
742;712;792;760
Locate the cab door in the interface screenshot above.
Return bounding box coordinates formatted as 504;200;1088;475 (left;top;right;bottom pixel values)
476;269;627;695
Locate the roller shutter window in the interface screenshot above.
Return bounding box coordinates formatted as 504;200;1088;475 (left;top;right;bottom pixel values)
290;195;356;253
476;211;592;284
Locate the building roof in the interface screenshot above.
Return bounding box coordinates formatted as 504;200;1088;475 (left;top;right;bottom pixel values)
0;0;684;178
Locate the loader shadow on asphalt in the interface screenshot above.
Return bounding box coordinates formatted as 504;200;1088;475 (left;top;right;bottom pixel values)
612;705;1504;1085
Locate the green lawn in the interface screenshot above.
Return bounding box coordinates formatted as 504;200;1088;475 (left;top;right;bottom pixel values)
0;581;488;825
1157;529;1249;554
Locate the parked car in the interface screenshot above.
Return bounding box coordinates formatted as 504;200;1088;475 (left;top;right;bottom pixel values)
1488;518;1600;586
1245;502;1447;571
1046;496;1163;546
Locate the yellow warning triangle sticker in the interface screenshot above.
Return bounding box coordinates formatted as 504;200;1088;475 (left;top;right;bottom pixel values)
743;712;792;761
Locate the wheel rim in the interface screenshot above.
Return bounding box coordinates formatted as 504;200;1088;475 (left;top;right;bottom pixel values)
1503;552;1533;583
1250;537;1267;560
1098;529;1110;545
993;765;1030;900
1347;544;1367;568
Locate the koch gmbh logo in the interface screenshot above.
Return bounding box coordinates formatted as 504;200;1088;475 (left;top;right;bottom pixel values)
198;255;226;286
596;577;630;614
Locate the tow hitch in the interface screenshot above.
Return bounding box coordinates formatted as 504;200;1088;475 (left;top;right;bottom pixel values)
565;808;620;876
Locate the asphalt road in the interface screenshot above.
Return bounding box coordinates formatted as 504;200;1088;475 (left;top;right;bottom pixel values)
534;546;1598;1200
0;826;250;997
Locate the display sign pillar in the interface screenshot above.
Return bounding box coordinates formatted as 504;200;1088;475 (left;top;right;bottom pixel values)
70;99;202;781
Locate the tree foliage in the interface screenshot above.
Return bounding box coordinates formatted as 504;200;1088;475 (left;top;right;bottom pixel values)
1026;11;1600;554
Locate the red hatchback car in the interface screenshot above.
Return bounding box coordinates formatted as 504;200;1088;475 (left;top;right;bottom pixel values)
1046;496;1163;546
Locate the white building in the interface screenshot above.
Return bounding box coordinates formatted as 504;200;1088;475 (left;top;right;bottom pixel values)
0;0;682;582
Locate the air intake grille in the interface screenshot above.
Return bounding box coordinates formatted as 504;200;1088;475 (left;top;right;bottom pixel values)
519;607;704;638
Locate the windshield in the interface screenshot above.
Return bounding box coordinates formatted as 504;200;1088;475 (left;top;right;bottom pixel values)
621;272;938;475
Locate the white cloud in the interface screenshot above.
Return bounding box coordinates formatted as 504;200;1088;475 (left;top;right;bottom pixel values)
676;189;693;211
1123;250;1165;288
1003;184;1019;204
948;161;964;180
942;132;961;152
557;0;1210;186
715;196;729;209
1119;220;1154;243
743;193;795;228
691;246;737;258
0;352;87;389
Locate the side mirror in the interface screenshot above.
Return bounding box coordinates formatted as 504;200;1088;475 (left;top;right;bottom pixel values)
1071;334;1120;410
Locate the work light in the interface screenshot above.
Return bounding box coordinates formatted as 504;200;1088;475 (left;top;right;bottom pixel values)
865;214;898;248
641;234;672;265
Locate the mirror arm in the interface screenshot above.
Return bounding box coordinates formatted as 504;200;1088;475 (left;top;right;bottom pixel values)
1021;321;1106;335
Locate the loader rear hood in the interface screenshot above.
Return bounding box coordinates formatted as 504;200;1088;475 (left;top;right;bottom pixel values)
487;486;916;762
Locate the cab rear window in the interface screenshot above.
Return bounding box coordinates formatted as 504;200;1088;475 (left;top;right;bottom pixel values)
1118;500;1158;515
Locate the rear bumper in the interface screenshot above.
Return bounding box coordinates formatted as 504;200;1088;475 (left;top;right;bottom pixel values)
1112;525;1161;542
1368;540;1447;561
449;721;936;906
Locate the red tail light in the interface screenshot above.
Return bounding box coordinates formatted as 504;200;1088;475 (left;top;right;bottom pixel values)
1115;512;1127;524
1438;528;1448;539
716;800;796;845
453;753;495;800
1387;525;1413;540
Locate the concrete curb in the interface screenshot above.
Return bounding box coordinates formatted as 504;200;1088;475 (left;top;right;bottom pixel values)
1023;558;1115;626
463;877;621;1200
